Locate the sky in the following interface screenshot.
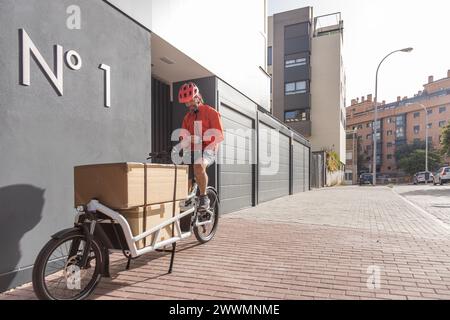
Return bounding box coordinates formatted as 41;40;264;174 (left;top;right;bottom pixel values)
269;0;450;105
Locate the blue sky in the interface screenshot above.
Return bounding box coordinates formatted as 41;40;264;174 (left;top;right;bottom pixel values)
269;0;450;105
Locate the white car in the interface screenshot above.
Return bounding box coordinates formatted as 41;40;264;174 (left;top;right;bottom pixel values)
434;167;450;185
414;171;433;184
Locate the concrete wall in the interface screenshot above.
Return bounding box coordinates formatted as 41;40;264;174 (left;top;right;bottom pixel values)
310;31;346;164
0;0;152;291
106;0;270;111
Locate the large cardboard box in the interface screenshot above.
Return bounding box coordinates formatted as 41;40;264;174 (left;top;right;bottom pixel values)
120;201;181;249
74;163;188;209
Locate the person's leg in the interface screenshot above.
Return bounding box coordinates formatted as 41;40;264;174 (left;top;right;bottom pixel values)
193;162;208;196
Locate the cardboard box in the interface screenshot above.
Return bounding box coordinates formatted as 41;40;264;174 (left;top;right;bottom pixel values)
120;201;181;249
74;163;188;209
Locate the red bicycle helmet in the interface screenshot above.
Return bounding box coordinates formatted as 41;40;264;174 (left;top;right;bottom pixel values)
178;82;201;104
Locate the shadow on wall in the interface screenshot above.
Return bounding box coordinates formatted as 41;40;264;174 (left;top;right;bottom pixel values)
0;185;44;292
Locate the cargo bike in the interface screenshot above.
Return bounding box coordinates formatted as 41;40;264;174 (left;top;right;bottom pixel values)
32;152;220;300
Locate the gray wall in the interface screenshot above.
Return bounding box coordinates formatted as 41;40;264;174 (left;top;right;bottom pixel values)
0;0;152;291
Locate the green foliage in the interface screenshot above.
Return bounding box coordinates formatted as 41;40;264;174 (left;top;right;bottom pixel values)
442;123;450;157
326;151;341;172
395;140;427;162
397;149;442;176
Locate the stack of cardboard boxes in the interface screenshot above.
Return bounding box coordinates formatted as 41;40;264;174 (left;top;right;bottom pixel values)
74;163;189;249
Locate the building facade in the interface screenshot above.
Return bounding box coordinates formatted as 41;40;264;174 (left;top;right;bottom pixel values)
0;0;311;292
346;71;450;177
268;8;346;168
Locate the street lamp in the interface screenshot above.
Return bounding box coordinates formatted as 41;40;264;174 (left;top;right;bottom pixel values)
373;47;413;186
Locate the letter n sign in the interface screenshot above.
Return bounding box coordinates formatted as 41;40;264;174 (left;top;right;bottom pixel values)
19;29;64;96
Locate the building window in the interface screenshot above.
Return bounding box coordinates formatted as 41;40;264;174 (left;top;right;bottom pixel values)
387;117;395;124
396;115;405;126
284;109;309;122
427;109;433;115
387;154;393;160
439;120;447;128
428;136;433;144
366;134;372;140
413;112;420;118
268;47;272;66
427;123;432;129
439;106;447;113
366;122;372;128
387;142;393;148
357;125;363;130
396;127;405;139
414;125;420;134
285;81;307;95
285;58;307;68
387;130;393;136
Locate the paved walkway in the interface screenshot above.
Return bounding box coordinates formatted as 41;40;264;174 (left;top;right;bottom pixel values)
2;186;450;300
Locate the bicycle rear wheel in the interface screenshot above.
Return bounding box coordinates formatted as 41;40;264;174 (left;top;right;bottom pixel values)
194;188;219;243
32;230;103;300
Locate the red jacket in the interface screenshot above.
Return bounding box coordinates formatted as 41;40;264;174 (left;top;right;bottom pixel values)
181;104;224;151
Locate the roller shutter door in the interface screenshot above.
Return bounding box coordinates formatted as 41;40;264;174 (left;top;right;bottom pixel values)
293;141;305;193
258;123;290;202
218;105;254;213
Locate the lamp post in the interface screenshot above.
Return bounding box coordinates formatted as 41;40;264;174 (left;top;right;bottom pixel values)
373;47;413;186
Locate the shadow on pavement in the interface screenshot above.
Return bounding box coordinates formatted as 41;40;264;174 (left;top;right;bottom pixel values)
398;189;450;198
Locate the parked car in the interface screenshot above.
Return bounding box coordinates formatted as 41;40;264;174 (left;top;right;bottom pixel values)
413;171;434;185
433;167;450;185
359;173;373;185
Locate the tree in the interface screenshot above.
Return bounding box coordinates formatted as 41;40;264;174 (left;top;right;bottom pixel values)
398;149;442;176
395;140;427;162
442;123;450;157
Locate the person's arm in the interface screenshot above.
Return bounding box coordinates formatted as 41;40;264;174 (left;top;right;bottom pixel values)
205;110;224;152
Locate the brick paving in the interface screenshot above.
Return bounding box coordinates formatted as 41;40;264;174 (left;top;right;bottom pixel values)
2;185;450;300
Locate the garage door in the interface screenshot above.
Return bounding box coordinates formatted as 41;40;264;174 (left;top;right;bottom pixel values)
293;141;305;193
258;123;290;202
218;105;254;213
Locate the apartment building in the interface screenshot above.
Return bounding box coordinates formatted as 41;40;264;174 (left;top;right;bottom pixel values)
268;7;347;166
346;71;450;176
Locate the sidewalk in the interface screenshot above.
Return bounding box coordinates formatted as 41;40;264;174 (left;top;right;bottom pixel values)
2;186;450;300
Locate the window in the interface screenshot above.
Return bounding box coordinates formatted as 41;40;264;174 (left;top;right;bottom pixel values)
387;154;393;160
284;109;309;122
413;112;420;118
387;130;393;136
387;117;395;124
414;125;420;134
366;134;372;140
439;120;447;128
439;106;447;113
387;142;393;148
357;125;363;130
268;47;272;66
396;115;405;126
285;81;307;95
396;127;405;138
427;136;433;144
366;122;372;128
285;58;307;68
427;123;432;129
427;109;433;115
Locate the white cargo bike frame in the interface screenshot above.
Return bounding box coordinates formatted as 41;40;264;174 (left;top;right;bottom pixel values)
74;186;215;259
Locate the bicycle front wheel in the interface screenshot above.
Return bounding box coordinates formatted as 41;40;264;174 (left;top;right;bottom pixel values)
194;188;219;243
32;230;103;300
